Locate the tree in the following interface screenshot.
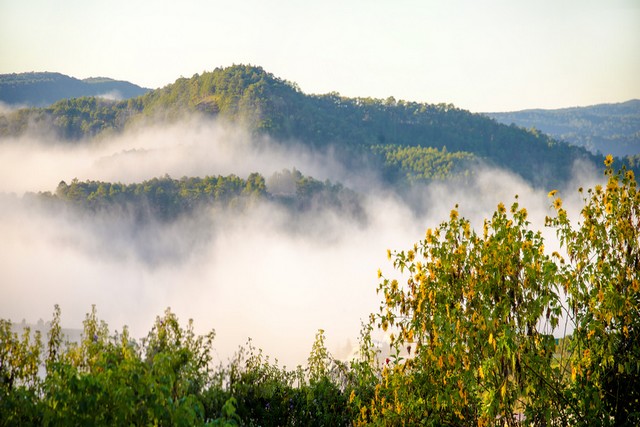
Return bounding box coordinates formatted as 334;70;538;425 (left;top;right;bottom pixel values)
361;158;639;426
547;155;640;425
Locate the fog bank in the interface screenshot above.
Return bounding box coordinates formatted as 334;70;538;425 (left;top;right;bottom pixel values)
0;117;598;367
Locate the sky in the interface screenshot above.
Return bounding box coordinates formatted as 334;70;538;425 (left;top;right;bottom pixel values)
1;0;639;112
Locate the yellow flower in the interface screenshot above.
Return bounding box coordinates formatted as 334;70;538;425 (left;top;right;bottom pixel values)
406;329;414;342
605;203;613;214
548;189;558;198
463;222;471;238
604;154;613;167
425;228;433;241
450;209;459;221
553;197;562;210
349;389;356;404
386;249;392;260
497;202;506;214
377;269;382;279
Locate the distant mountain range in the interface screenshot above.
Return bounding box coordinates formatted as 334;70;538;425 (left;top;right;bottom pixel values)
0;72;150;107
2;65;633;188
485;100;640;157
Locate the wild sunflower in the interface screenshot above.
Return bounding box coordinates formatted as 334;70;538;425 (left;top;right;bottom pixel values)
604;154;613;167
553;197;562;210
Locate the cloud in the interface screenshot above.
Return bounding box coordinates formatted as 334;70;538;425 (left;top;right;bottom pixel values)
96;90;123;101
0;116;599;367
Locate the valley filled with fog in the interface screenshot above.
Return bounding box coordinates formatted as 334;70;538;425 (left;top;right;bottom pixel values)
0;116;600;367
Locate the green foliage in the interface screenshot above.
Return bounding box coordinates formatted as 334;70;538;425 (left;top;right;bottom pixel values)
51;173;266;221
0;319;42;426
39;306;212;426
40;170;363;224
366;200;563;425
371;144;476;183
0;306;362;426
546;156;640;425
361;160;640;426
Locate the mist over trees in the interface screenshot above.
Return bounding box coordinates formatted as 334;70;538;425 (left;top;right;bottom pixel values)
35;170;364;224
2;162;638;425
0;65;619;188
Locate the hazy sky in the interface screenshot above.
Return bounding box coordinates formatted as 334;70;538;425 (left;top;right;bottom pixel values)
1;0;639;111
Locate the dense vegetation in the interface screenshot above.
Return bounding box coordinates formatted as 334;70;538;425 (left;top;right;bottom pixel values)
0;65;609;188
35;170;364;223
3;161;638;426
370;145;476;184
0;72;149;107
486;100;640;158
0;306;359;426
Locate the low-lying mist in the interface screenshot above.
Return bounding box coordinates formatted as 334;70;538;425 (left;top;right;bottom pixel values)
0;116;599;367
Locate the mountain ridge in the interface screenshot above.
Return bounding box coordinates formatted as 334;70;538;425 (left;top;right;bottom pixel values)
485;100;640;157
0;71;150;107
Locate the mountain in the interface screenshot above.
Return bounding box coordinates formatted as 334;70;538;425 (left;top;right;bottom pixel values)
484;100;640;157
0;72;150;107
0;65;612;187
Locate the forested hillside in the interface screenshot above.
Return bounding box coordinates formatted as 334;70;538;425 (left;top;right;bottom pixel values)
34;170;364;223
0;72;150;107
485;100;640;157
0;65;610;188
